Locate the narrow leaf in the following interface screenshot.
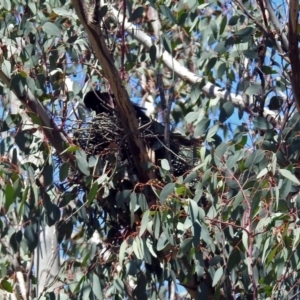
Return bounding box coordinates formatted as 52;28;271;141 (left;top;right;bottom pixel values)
87;181;98;205
212;267;223;287
139;210;150;237
42;22;61;37
279;169;300;185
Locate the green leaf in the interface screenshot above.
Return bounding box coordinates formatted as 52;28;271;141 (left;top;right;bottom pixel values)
160;5;177;24
228;15;239;26
253;117;273;130
192;221;201;247
206;57;217;72
293;227;300;250
87;181;98;205
0;279;13;292
219;15;227;35
160;183;175;203
92;273;103;298
233;191;244;209
257;167;268;179
261;66;276;75
185;112;198;123
279;169;300;185
235;26;255;37
137;193;148;211
133;237;144;259
217;62;226;79
161;34;172;54
42;22;61;37
43;162;53;187
52;8;72;16
128;193;136;226
245;83;262;95
9;231;22;253
206;124;219;142
149;44;156;67
15;131;33;155
114;277;125;294
212;267;223;287
157;232;169;251
161;158;170;171
195;118;210;137
65;221;73;240
190;82;203;103
27;112;42;126
126;0;133;19
189;200;204;223
139;210;150;237
44;195;61;226
146;236;157;258
242;230;248;250
154;212;161;239
13;179;22;201
244;150;265;168
178;12;188;26
227;249;241;270
198;3;210;9
189;16;199;32
57;220;66;244
2;60;11;79
214;143;227;167
5;184;14;212
1;0;11;10
183;171;198;184
75;149;90;176
24;225;38;252
202;168;211;184
178;237;193;257
201;223;213;250
59;162;70;181
61;145;79;154
243;50;258;59
99;5;108;18
119;240;128;265
128;6;144;22
210;20;218;40
219;102;234;122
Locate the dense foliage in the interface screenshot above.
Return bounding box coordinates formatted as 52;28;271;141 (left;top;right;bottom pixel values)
0;0;299;299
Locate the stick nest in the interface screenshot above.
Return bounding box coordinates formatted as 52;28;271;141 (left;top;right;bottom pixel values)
72;113;197;176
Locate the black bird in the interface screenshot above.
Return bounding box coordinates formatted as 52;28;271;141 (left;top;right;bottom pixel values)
83;90;194;176
83;90;149;122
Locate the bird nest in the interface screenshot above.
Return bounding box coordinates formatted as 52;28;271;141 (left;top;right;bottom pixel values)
73;113;123;157
72;113;197;176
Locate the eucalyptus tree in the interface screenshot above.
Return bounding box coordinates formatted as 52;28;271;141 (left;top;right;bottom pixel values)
0;0;299;299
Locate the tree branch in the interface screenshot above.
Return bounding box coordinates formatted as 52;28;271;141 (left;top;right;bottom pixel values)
72;0;155;183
